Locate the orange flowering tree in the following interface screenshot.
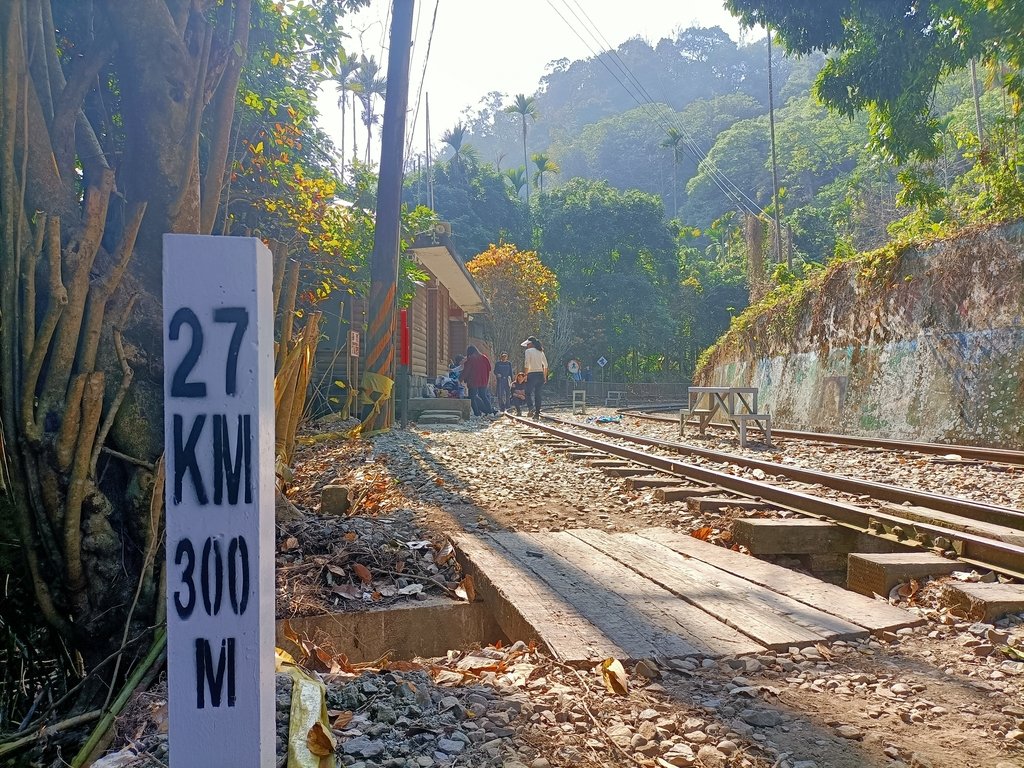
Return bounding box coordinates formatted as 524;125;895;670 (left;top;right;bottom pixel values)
467;244;559;365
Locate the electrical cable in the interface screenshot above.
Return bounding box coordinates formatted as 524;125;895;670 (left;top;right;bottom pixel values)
551;0;768;218
405;0;441;164
563;0;767;218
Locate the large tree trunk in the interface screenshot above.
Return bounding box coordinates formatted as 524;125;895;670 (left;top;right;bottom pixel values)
0;0;253;699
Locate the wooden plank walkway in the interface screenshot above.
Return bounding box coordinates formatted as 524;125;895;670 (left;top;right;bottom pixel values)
454;526;920;663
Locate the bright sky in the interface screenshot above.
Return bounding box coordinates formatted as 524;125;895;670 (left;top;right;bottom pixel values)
317;0;748;160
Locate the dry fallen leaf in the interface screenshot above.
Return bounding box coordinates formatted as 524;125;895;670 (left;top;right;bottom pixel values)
455;575;476;602
690;526;713;541
343;531;358;542
814;642;834;661
282;536;300;551
331;584;362;600
306;721;335;756
352;563;373;584
601;657;629;696
326;564;347;578
436;542;455;566
281;620;300;645
331;711;353;729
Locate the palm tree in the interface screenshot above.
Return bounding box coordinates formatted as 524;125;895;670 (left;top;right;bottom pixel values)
504;166;527;197
333;55;362;178
531;152;560;194
503;94;538;204
660;127;684;219
441;122;477;176
353;54;386;163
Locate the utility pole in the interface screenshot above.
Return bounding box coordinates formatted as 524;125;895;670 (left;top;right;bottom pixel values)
767;31;784;267
363;0;415;429
425;93;434;210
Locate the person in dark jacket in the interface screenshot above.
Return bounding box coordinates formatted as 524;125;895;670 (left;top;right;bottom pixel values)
459;345;494;416
493;352;514;411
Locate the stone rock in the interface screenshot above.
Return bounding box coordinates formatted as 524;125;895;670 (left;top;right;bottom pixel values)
695;745;727;767
716;740;738;755
835;725;864;740
320;484;350;515
661;743;696;767
740;708;782;728
606;724;633;748
436;738;464;754
343;737;385;758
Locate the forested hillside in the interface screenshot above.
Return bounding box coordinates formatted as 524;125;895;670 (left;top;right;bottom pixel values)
405;18;1022;383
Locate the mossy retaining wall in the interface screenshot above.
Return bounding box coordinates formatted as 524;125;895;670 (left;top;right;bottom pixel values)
696;221;1024;448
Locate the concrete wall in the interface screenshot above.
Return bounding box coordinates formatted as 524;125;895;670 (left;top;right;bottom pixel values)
697;222;1024;448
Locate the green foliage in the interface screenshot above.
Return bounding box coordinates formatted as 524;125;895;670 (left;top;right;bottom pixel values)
724;0;1022;164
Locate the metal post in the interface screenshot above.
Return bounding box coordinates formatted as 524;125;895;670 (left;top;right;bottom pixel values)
364;0;415;429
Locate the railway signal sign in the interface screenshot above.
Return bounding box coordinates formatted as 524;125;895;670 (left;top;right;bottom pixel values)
163;235;275;768
597;356;608;368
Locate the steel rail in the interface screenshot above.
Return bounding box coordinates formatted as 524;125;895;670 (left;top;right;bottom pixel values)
553;416;1024;531
617;408;1024;466
509;415;1024;579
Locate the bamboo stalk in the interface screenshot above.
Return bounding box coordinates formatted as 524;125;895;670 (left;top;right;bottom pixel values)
70;628;167;768
276;257;300;371
0;709;102;759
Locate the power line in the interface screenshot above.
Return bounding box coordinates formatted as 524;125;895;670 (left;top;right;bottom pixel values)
405;0;440;163
563;0;767;218
551;0;768;219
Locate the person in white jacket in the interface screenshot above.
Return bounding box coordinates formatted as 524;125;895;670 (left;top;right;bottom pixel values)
520;335;549;418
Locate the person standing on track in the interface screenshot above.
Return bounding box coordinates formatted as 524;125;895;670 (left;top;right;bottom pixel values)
460;345;494;417
494;352;514;412
520;336;549;418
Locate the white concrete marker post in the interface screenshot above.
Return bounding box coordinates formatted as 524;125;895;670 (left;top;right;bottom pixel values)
162;235;275;768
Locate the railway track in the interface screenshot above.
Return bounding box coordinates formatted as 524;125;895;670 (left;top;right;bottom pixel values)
618;406;1024;466
508;414;1024;580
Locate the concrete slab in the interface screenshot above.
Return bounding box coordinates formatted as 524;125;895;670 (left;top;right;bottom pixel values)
943;581;1024;622
847;552;962;597
276;597;504;663
418;411;462;425
408;397;471;421
655;485;724;502
733;518;856;555
625;476;686;489
602;467;651;477
687;497;775;514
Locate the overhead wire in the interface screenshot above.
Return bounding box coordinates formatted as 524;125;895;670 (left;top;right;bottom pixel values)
550;0;768;219
405;0;441;164
561;0;765;217
563;0;767;218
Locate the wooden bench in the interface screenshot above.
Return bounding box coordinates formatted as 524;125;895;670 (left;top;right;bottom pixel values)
605;390;625;407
